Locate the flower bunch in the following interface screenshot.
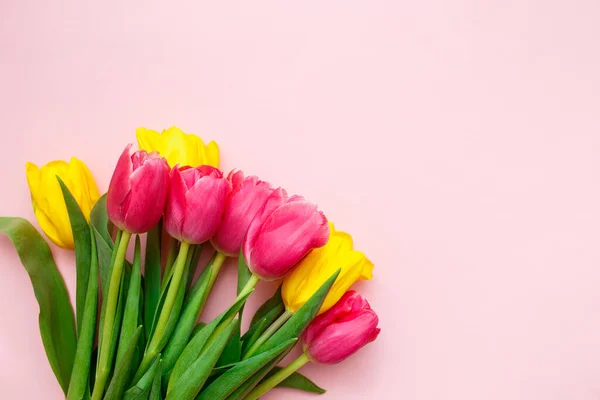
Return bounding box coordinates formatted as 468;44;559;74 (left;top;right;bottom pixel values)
1;126;380;399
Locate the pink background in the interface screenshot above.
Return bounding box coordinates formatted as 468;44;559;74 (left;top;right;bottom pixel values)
1;1;600;399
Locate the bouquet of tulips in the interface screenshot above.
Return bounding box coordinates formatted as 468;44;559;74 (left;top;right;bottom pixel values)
2;126;380;400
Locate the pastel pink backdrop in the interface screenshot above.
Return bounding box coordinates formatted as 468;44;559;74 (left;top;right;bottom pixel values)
1;1;600;399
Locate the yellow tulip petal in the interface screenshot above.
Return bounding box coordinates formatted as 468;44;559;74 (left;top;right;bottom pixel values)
205;141;220;167
360;257;374;280
136;127;162;153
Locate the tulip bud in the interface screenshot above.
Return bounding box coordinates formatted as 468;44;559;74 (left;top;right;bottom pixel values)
25;158;100;249
242;189;330;281
107;144;170;233
302;291;380;364
211;170;274;256
282;222;374;315
164;165;231;244
136;126;220;168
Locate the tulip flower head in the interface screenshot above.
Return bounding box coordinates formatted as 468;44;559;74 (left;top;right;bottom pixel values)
107;144;170;233
211;170;274;256
302;290;380;364
282;222;373;315
26;158;100;249
136;126;219;168
242;189;330;281
164;165;232;244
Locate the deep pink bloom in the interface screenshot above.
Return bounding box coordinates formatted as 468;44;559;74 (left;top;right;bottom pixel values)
211;170;274;256
107;144;170;233
302;291;380;364
164;165;231;244
242;188;329;280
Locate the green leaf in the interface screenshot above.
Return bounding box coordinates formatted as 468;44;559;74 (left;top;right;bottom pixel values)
89;194;112;245
166;291;252;384
269;368;326;394
217;323;242;368
104;326;143;400
240;318;267;356
116;236;143;366
58;177;92;334
66;230;98;400
162;262;212;375
237;248;252;296
198;339;297;400
166;319;238;400
186;244;204;292
144;224;162;341
226;348;291;400
89;194;113;290
250;285;284;328
97;230;122;353
148;360;163;400
257;269;340;355
123;356;161;400
242;286;285;355
0;217;76;394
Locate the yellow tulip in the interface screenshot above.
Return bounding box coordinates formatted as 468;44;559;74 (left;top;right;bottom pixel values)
282;222;374;315
136;126;220;168
25;158;100;249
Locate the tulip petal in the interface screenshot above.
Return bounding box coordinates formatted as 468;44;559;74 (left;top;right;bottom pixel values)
250;201;329;279
306;311;379;364
107;144;134;229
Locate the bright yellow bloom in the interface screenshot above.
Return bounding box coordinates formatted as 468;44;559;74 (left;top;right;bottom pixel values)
282;222;374;315
26;158;100;249
136;126;220;168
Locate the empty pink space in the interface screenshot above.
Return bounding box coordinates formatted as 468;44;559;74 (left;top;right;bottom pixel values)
1;1;600;399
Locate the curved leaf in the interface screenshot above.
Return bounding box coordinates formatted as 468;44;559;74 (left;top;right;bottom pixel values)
104;326;143;400
269;368;326;394
66;231;98;400
197;339;297;400
123;356;161;400
58;177;92;333
0;217;76;394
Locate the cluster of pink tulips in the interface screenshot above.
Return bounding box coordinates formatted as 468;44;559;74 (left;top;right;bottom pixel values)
1;126;380;399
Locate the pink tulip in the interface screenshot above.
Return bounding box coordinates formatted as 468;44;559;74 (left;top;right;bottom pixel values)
165;165;231;244
302;290;380;364
242;188;329;280
211;170;274;256
107;144;170;233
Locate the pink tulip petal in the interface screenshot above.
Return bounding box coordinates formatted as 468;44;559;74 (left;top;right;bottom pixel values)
165;167;189;240
107;144;134;227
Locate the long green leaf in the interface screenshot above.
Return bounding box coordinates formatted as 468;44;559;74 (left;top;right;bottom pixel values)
104;326;143;400
116;236;142;366
198;339;297;400
123;356;161;400
269;368;326;394
67;230;98;400
161;263;211;375
226;348;291;400
58;177;92;333
149;360;163;400
144;224;161;340
0;217;76;394
166;292;252;385
166;319;238;400
186;244;203;292
257;269;340;355
89;194;112;290
250;286;283;328
89;194;111;245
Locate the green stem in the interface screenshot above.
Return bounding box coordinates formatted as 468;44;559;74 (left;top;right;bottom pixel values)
245;352;311;400
243;309;293;360
91;230;131;400
163;237;178;287
237;274;260;301
199;252;227;308
134;241;190;381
